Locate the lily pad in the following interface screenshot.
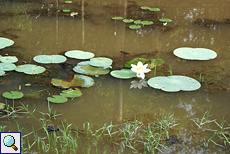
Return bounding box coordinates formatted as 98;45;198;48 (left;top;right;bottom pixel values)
112;16;123;20
110;69;136;79
73;61;110;76
159;18;172;22
147;75;201;92
134;20;142;24
0;63;16;71
0;56;18;63
15;64;46;75
173;47;217;60
0;37;14;49
123;19;134;23
89;57;113;68
63;9;70;13
47;95;68;103
65;0;72;3
0;70;5;76
149;8;160;12
60;88;82;98
65;50;94;60
2;91;24;99
141;21;154;25
74;74;95;87
129;25;141;30
124;58;149;68
33;55;67;64
140;6;150;10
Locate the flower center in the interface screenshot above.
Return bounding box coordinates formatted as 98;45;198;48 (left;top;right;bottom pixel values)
137;66;143;71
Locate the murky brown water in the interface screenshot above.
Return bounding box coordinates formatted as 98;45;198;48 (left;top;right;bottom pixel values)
0;0;230;153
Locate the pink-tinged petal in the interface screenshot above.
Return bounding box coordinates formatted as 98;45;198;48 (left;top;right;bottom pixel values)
137;61;143;67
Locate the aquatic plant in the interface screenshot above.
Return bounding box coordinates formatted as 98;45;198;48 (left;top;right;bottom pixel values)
60;88;82;98
134;20;142;24
131;61;151;79
33;55;67;64
110;69;136;79
62;9;71;13
111;16;123;20
0;63;16;76
89;57;113;68
65;0;72;3
65;50;94;60
15;64;46;75
0;56;18;63
148;8;160;12
173;47;217;60
147;75;201;92
2;91;24;99
129;25;141;30
0;37;14;49
124;58;149;68
122;19;134;23
140;6;150;10
159;18;172;23
141;21;154;25
47;95;68;103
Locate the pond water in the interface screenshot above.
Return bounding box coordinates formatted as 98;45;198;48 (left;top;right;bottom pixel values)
0;0;230;153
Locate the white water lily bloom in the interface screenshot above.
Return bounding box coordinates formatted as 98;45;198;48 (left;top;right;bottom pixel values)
131;61;151;79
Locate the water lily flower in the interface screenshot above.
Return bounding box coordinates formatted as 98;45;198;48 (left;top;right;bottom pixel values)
130;79;148;89
131;61;151;79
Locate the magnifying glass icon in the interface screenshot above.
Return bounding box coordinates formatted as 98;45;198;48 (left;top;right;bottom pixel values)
3;135;18;151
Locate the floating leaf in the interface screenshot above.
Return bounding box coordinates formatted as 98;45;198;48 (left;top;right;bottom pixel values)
140;6;150;10
65;0;72;3
15;64;46;75
2;91;24;99
134;20;142;24
0;56;18;63
147;75;201;92
173;47;217;60
0;70;5;76
159;18;172;22
123;19;134;23
141;21;154;25
148;8;160;12
65;50;94;60
33;55;67;64
124;58;148;68
63;9;70;13
89;57;113;68
74;75;95;87
112;16;123;20
60;88;82;98
0;37;14;49
0;63;16;71
110;69;136;79
73;61;110;76
129;25;141;30
47;95;68;103
0;103;5;110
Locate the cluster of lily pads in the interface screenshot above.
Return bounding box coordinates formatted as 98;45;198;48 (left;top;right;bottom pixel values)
112;5;172;30
59;1;78;18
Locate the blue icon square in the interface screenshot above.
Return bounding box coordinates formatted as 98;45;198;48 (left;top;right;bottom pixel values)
0;132;21;154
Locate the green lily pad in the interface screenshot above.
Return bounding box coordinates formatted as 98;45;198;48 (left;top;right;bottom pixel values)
159;18;172;22
60;88;82;98
173;47;217;60
148;8;160;12
2;91;24;99
0;103;5;110
63;9;70;13
129;25;141;30
0;63;16;71
65;50;94;60
124;58;149;68
123;19;134;23
141;21;154;25
89;57;113;68
74;74;95;87
0;37;14;49
110;69;136;79
65;0;72;3
140;6;150;10
33;55;67;64
73;61;110;76
0;56;18;63
112;16;123;20
147;75;201;92
47;95;68;103
134;20;142;24
15;64;46;75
